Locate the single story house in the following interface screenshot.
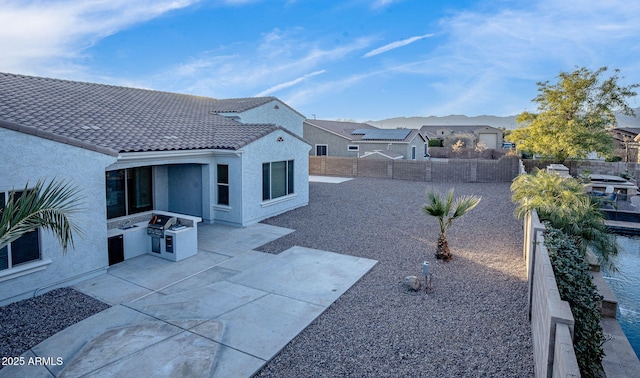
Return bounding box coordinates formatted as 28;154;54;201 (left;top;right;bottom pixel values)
420;125;503;149
304;119;429;160
0;72;310;305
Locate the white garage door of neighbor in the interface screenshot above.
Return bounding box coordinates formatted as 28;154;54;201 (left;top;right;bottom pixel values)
478;133;498;149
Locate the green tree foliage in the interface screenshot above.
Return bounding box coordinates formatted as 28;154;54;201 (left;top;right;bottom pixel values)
422;189;481;261
0;179;83;252
508;67;638;160
511;169;617;267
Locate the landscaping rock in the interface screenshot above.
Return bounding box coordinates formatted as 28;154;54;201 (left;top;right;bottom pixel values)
403;276;421;291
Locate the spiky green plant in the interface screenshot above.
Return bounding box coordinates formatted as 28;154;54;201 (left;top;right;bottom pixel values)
423;189;481;261
0;179;83;252
511;169;617;267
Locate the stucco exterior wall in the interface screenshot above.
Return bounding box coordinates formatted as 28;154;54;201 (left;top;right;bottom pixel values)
239;129;310;226
0;128;117;305
234;100;305;137
304;123;428;160
210;154;244;226
303;123;358;157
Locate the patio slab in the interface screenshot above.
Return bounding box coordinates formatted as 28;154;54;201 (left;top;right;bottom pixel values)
2;223;377;378
227;246;378;306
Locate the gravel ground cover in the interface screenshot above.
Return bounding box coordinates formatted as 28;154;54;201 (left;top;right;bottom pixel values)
0;288;110;369
255;177;533;377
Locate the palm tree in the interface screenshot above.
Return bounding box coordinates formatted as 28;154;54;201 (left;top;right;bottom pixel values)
0;179;83;252
423;189;481;261
511;169;617;267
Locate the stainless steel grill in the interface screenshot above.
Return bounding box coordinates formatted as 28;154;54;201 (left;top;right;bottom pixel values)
147;214;176;238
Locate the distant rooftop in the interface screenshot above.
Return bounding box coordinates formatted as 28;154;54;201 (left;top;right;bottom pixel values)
306;119;422;142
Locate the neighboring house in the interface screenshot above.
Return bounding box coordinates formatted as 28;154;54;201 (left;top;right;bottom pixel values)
420;125;503;149
304;119;429;160
611;127;640;162
0;72;310;305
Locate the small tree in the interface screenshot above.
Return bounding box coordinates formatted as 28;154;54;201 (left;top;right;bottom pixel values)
0;179;83;252
451;140;465;154
474;141;488;153
509;67;638;160
423;189;481;261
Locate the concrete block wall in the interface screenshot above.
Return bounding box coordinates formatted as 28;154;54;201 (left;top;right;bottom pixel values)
524;210;579;378
553;324;581;378
392;160;427;181
309;156;519;182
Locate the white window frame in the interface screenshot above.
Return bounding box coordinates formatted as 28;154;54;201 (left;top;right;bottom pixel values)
216;164;230;206
262;160;295;202
315;144;328;156
347;145;359;151
411;146;417;160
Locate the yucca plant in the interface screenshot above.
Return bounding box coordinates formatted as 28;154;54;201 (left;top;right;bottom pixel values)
0;179;84;252
423;189;481;261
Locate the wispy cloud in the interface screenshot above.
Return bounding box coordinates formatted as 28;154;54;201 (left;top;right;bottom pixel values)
413;0;640;116
363;33;433;58
255;70;326;97
0;0;201;76
371;0;403;9
161;28;373;98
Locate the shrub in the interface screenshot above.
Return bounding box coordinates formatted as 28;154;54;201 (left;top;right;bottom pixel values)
543;225;605;378
428;139;442;147
511;169;617;267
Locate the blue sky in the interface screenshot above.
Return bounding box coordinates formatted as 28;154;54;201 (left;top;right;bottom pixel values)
1;0;639;121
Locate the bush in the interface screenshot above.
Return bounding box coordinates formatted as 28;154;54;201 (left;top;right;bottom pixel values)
543;225;605;378
428;139;442;147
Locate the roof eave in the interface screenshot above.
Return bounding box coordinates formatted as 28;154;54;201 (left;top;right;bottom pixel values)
0;119;119;156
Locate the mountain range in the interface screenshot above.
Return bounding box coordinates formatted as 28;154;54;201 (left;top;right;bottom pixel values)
368;108;640;130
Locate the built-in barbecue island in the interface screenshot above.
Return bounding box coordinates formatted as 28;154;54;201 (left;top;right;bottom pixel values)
107;211;202;265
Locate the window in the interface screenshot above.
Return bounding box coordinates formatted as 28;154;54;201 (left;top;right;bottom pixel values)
411;146;417;160
1;190;41;271
262;160;294;201
106;167;153;219
217;164;229;206
348;145;359;151
316;145;328;156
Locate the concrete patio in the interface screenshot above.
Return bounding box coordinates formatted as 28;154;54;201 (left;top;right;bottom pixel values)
0;223;377;377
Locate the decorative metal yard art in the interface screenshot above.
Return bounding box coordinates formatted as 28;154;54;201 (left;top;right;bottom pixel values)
422;189;481;261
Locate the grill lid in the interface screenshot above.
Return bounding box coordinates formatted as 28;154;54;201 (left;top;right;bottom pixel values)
148;214;177;229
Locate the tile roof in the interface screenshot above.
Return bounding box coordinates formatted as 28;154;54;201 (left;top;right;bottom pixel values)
210;97;278;113
305;119;423;143
0;72;287;155
304;119;377;140
419;124;501;137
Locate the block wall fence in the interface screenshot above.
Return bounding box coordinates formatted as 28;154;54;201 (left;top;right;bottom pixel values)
309;156;520;182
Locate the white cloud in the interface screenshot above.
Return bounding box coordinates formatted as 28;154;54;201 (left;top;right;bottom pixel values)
371;0;403;9
363;33;434;58
0;0;200;76
161;29;373;98
255;70;326;97
409;0;640;116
